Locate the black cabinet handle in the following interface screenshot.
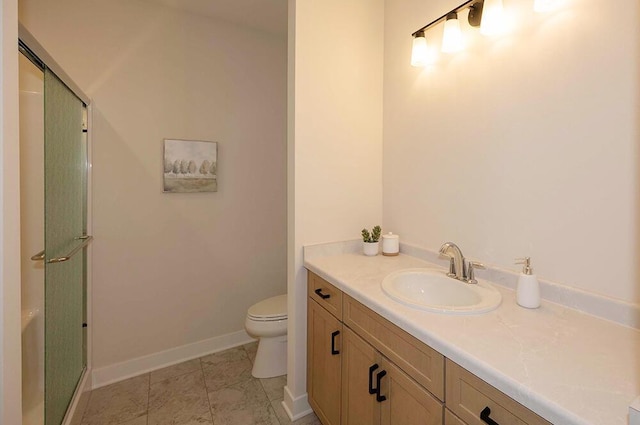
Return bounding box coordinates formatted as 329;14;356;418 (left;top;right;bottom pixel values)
480;407;499;425
375;370;387;402
330;330;340;355
368;364;379;394
314;288;330;299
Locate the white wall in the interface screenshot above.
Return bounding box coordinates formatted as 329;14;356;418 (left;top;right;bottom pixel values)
0;0;23;422
287;0;384;417
383;0;640;304
20;0;287;373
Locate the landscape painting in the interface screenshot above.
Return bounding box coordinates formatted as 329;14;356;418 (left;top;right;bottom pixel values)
163;139;218;193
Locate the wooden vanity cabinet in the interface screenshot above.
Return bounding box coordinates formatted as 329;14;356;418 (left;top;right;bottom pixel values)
307;270;550;425
307;276;343;425
308;272;443;425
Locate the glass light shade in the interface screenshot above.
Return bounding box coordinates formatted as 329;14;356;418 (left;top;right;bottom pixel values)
480;0;505;36
442;15;463;53
534;0;560;12
411;33;429;67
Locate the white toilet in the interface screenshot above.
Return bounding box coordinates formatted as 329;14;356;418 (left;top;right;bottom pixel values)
245;294;288;378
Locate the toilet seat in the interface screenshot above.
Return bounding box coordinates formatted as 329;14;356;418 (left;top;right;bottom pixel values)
247;294;287;321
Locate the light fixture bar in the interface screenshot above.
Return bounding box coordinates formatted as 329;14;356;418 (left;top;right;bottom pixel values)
411;0;478;37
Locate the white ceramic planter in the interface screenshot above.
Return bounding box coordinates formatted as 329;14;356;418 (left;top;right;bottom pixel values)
363;241;379;256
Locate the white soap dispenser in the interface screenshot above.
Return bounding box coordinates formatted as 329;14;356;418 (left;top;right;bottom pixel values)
515;257;540;309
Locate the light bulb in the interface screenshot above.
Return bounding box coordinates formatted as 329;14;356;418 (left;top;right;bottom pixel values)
442;13;463;53
411;31;429;67
534;0;560;12
480;0;505;36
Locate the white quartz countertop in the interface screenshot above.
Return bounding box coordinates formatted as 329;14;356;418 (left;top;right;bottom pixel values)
304;252;640;425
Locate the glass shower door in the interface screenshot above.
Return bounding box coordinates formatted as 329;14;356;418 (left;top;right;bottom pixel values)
44;68;87;425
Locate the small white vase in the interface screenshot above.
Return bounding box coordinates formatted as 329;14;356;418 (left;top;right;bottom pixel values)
363;241;379;256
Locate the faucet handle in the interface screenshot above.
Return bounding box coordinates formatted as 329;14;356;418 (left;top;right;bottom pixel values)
467;261;485;284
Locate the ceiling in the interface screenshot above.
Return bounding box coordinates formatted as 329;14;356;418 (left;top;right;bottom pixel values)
147;0;288;36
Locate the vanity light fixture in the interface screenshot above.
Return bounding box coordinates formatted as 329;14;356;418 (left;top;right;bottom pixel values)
411;30;429;66
480;0;505;35
442;12;464;53
410;0;504;66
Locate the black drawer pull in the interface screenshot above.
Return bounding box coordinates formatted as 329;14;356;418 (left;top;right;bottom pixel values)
375;370;387;402
368;364;379;394
480;407;499;425
330;330;340;355
314;288;331;299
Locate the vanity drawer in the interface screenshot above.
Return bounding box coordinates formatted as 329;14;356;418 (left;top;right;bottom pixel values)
308;272;343;320
446;359;551;425
343;294;445;401
444;409;466;425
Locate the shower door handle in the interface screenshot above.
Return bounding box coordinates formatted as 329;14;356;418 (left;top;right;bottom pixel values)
47;235;93;264
30;249;45;261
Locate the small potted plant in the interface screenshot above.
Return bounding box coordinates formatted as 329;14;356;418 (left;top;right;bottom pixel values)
361;225;382;256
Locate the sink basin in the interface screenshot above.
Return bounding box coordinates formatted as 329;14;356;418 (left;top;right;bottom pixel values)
381;268;502;314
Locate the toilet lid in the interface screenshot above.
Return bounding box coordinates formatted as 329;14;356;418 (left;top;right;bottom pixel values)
248;294;287;320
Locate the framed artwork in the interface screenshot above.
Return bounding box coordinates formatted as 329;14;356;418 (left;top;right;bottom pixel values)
163;139;218;193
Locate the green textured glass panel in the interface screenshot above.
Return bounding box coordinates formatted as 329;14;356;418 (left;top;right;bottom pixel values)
44;69;86;425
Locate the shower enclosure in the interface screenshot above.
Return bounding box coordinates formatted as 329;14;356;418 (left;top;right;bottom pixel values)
20;27;91;425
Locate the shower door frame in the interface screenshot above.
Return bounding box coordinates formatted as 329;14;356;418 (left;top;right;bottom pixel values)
18;23;94;425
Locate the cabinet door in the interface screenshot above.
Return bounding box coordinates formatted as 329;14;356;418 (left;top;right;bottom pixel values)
342;327;381;425
308;298;342;425
379;357;443;425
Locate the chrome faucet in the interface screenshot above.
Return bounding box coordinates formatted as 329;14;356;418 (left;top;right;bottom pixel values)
439;242;466;280
438;242;484;284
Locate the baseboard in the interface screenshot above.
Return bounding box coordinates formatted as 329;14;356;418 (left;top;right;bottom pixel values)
282;385;312;421
91;330;255;389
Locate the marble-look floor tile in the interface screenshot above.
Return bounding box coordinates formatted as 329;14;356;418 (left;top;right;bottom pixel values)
201;346;248;367
119;416;148;425
271;401;321;425
81;374;149;425
202;356;253;391
150;359;201;384
148;370;212;425
259;375;286;402
208;377;266;411
208;378;278;425
243;341;258;364
211;407;280;425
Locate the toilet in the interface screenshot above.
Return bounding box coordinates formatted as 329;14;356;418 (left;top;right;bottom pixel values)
244;294;288;378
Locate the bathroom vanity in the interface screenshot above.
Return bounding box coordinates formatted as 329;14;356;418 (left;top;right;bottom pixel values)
304;244;640;425
308;272;550;425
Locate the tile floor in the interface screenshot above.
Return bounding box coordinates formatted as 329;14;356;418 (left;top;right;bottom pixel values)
79;342;321;425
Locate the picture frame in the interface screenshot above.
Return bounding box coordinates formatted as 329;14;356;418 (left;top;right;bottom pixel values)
163;139;218;193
